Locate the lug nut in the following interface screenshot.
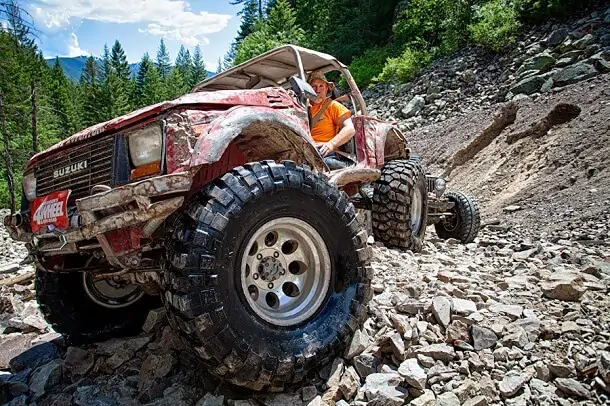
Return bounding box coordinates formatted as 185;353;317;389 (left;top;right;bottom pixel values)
268;283;274;289
280;270;285;276
273;252;279;258
253;273;259;280
257;254;263;260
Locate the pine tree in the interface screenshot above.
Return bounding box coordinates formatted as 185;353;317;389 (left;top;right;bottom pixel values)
133;53;163;107
235;0;262;44
111;40;130;79
99;44;113;120
175;45;192;80
156;39;171;79
48;58;76;138
79;56;103;127
188;45;206;89
215;57;223;74
164;67;186;100
110;40;132;115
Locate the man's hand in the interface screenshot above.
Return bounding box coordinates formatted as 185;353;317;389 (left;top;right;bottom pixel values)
317;141;335;157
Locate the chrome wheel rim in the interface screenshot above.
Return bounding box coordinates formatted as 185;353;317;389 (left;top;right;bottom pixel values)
240;217;331;327
411;187;424;233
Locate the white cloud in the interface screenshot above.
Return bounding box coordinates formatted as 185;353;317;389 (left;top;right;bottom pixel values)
32;0;231;45
66;32;89;57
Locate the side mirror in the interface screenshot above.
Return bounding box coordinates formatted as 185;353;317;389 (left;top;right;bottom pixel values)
289;76;317;101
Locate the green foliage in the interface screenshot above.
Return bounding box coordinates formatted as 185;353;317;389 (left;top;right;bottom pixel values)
234;0;304;65
348;47;391;87
375;47;433;83
469;0;520;52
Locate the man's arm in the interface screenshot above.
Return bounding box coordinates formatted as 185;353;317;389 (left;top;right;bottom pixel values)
318;113;355;156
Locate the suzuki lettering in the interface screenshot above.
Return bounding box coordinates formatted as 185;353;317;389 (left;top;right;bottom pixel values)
53;161;87;179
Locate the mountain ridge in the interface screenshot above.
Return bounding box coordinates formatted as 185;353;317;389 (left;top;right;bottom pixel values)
45;55;214;82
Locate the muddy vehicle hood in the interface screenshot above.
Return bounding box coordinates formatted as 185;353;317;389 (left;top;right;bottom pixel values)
26;88;296;169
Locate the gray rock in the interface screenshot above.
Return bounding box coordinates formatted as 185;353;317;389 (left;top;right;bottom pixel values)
326;358;344;387
432;296;452;327
301;386;317;402
401;96;425;118
598;351;610;385
541;273;587;301
63;346;95;380
9;341;60;373
451;298;477;315
503;205;522;213
553;62;597;87
548;362;575;378
414;343;455;361
29;359;62;398
256;393;303;406
408;389;436;406
389;332;405;360
339;366;360;401
501;326;529;348
436;392;461;406
498;371;532;397
361;373;403;402
510;76;545;95
0;333;32;369
345;328;369;360
546;28;569;47
489;304;523;319
462;395;488;406
353;353;379;379
573;34;595;50
589;52;610;73
519;53;556;74
554;378;591;398
446;320;470;343
142;307;167;333
195;393;225;406
138;353;177;401
471;325;498;350
398;358;427;389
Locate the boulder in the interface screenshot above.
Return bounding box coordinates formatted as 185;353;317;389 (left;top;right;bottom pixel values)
553;62;597;87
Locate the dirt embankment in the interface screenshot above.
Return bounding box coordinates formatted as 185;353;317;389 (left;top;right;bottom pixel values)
406;73;610;234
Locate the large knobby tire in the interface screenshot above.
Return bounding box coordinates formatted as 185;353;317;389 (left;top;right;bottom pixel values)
372;159;428;252
36;258;159;344
434;191;481;243
163;160;372;391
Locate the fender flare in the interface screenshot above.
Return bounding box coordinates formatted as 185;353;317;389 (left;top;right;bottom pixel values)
191;106;326;170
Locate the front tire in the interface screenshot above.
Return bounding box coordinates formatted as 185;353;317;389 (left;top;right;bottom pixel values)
36;257;159;344
372;159;428;252
434;191;481;243
163;161;372;391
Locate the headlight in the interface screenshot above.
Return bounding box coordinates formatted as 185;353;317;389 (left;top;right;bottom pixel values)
127;124;162;167
22;172;36;201
434;178;446;194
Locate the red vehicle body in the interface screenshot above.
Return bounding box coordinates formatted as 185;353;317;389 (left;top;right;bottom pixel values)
2;46;446;392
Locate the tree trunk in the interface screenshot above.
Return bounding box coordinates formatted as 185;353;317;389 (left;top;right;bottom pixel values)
0;95;16;213
30;80;38;154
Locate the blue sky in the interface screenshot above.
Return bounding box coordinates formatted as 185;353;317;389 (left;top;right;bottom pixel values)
26;0;243;71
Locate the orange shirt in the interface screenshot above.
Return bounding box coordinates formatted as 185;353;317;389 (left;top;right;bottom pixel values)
310;98;351;143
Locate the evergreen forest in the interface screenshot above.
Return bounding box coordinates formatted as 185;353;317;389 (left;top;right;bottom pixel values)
0;0;596;208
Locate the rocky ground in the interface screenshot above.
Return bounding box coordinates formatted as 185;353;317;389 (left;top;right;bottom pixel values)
0;208;609;406
1;4;610;406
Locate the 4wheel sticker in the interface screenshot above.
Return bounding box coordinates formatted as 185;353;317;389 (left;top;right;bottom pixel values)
30;190;71;233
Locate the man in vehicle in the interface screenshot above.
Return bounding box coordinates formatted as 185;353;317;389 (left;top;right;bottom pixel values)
307;70;355;169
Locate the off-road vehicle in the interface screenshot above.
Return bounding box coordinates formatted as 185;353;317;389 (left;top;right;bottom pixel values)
4;45;477;390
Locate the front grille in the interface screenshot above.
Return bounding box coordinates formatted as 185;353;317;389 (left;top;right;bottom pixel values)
427;176;436;193
36;136;115;199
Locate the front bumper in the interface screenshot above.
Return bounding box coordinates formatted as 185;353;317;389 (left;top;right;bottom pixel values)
3;172;193;254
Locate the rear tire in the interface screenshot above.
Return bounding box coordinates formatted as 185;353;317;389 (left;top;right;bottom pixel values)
372;159;428;252
434;191;481;243
36;257;159;344
163;160;372;391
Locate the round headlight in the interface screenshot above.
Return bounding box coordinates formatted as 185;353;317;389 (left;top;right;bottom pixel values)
22;172;36;201
434;178;446;194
